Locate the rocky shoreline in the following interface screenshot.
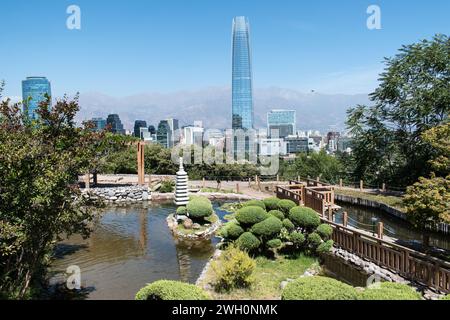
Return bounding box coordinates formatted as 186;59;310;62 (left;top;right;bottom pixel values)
166;214;222;240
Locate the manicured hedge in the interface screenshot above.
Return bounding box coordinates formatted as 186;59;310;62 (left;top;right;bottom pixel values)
263;197;281;211
441;294;450;300
135;280;210;300
235;206;268;226
267;238;283;249
317;240;334;253
236;232;261;252
307;232;323;248
359;282;422;300
282;218;295;231
221;222;244;240
281;276;358;300
186;196;213;219
316;224;333;239
278;199;297;214
268;210;285;221
289;206;321;230
290;231;305;246
242;200;266;210
176;206;187;215
251;216;283;239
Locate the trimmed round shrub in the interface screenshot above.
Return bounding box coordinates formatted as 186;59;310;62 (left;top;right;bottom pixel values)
267;238;283;249
186;196;213;220
317;240;334;254
290;231;305;246
289;206;321;230
241;200;266;210
359;282;422;300
235;206;268;226
236;232;261;252
135;280;210;300
282;218;295;232
221;222;244;240
268;210;284;221
281;276;358;300
263;197;280;211
316;224;333;239
251;216;283;239
176;206;187;215
307;232;323;248
278;199;297;214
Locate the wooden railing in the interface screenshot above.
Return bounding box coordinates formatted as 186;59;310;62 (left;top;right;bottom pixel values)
328;219;450;293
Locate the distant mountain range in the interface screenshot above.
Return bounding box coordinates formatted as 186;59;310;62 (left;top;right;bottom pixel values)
75;87;370;132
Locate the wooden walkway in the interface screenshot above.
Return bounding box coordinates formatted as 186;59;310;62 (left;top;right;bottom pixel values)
276;178;450;294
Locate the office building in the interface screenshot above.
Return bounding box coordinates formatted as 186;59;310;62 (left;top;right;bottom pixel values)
134;120;148;139
106;114;125;135
91;117;106;132
157;120;171;148
22;76;51;120
232;16;253;130
267;109;296;138
183;126;204;146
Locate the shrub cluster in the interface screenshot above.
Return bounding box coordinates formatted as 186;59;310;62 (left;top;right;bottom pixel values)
135;280;210;300
186;196;214;220
359;282;422;300
176;206;187;215
263;197;281;211
220;200;335;255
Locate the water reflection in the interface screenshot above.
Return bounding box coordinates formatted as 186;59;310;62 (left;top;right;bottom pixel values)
48;202;223;300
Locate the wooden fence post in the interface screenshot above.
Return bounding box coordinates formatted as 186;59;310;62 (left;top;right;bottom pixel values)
257;176;261;191
236;183;240;194
360;180;363;191
377;222;384;239
297;175;300;183
137;142;145;185
316;176;320;182
339;178;343;187
85;172;90;190
276;174;280;182
382;183;386;192
202;178;205;188
328;206;333;221
248;177;251;187
343;212;348;227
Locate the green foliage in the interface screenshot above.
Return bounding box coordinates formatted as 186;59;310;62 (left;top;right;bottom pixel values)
220;222;244;240
359;282;422;300
0;93;99;298
159;179;175;193
282;219;295;232
281;276;358;300
307;232;323;248
176;206;187;215
263;197;281;211
250;216;283;239
279;150;344;184
441;294;450;300
186;196;213;220
235;206;268;227
317;240;334;254
236;232;261;252
277;199;297;214
266;238;283;249
289;232;305;247
135;280;209;300
289;206;321;231
346;35;450;188
316;224;333;240
242;200;266;210
268;210;284;221
211;244;255;292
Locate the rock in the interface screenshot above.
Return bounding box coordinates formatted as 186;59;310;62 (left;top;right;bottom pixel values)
108;190;115;197
109;196;118;201
192;223;201;230
142;191;149;200
183;219;193;229
177;215;188;222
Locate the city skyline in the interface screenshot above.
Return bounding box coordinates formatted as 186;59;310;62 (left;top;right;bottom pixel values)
1;0;449;98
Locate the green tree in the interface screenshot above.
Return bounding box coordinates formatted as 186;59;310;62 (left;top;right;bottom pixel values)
0;85;98;299
347;34;450;187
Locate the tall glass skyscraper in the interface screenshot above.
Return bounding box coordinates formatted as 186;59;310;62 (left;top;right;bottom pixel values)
22;77;51;120
232;16;253;130
267;110;296;138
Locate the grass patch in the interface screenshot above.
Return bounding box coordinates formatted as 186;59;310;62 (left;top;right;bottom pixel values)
201;188;242;194
198;253;318;300
335;188;406;212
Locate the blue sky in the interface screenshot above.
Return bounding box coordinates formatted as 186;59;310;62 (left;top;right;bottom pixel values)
1;0;449;98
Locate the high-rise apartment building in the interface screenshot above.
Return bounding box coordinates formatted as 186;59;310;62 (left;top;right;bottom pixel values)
267;110;296;138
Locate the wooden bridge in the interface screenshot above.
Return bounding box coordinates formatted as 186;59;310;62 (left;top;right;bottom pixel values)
276;178;450;294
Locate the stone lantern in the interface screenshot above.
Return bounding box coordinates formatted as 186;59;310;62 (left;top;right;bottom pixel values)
174;157;189;206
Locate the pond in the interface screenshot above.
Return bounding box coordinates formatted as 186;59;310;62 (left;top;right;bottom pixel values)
48;201;228;300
